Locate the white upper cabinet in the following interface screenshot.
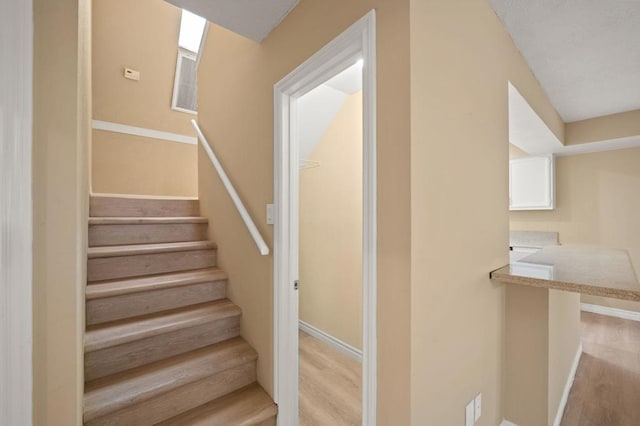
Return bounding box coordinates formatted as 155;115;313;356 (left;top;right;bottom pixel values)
509;155;555;211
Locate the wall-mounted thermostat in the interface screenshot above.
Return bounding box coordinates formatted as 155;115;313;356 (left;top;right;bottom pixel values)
124;68;140;81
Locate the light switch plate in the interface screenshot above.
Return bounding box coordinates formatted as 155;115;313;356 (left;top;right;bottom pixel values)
266;204;274;225
474;393;482;422
465;400;475;426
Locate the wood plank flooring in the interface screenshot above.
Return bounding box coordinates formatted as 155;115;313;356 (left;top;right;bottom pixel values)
299;331;361;425
561;311;640;426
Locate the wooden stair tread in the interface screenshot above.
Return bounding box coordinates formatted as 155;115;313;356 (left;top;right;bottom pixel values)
158;384;277;425
84;337;257;422
89;216;208;225
86;268;227;300
85;300;240;352
88;240;216;258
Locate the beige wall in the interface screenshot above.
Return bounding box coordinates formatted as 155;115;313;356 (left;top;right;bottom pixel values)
197;0;412;422
510;148;640;313
33;0;90;424
505;287;580;425
566;109;640;145
92;0;197;196
195;0;576;422
92;130;197;197
505;286;549;425
548;290;581;425
93;0;193;134
409;0;566;424
299;92;363;350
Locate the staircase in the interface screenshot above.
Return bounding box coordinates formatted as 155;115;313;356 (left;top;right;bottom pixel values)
84;195;277;425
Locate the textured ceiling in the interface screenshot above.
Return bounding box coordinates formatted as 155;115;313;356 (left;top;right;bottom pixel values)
166;0;299;42
488;0;640;122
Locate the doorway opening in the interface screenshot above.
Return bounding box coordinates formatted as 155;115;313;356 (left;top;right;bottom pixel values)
273;10;377;426
298;60;363;424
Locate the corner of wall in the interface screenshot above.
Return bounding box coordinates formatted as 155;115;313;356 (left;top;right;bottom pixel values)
33;0;88;422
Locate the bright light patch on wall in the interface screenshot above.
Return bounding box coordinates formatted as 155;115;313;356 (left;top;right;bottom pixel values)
178;10;206;53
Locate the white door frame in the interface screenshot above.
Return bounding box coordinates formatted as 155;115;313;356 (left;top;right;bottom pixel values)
0;1;33;425
273;10;377;426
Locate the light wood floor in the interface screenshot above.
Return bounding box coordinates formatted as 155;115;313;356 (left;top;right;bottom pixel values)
561;311;640;426
299;331;362;425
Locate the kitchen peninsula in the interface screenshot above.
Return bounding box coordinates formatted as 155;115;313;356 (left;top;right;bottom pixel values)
491;245;640;426
492;245;640;302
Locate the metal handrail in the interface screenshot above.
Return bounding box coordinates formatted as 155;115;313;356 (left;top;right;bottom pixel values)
191;120;269;256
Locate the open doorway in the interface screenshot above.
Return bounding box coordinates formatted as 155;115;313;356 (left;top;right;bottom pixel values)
297;61;364;424
273;10;377;426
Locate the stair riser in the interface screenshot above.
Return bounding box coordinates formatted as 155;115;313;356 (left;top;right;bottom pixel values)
85;316;240;381
85;362;256;426
90;197;199;217
88;250;217;282
87;281;227;325
89;223;208;246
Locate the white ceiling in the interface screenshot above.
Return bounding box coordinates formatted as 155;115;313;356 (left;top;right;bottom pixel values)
165;0;299;42
324;61;363;95
488;0;640;122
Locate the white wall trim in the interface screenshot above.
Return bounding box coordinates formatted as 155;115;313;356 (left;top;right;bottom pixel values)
581;303;640;322
273;10;377;426
500;420;518;426
553;344;583;426
299;320;363;362
0;1;33;424
92;120;197;144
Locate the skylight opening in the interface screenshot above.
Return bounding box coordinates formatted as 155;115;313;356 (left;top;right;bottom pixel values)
178;10;206;54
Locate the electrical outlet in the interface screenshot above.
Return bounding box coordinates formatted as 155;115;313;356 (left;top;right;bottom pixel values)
266;204;274;225
474;393;482;422
465;400;475;426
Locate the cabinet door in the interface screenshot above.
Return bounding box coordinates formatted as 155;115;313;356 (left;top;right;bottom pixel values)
509;155;555;210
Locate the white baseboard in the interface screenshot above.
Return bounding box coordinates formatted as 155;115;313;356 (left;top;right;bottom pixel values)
298;320;362;362
500;420;518;426
552;344;583;426
581;303;640;322
92;120;197;145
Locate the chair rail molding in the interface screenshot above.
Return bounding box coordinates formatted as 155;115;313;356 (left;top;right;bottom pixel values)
92;120;197;145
